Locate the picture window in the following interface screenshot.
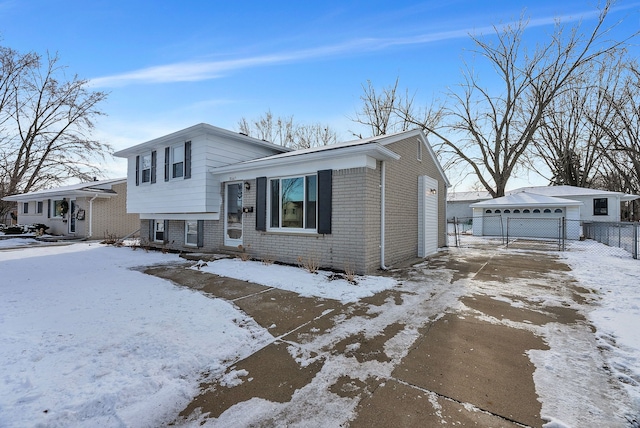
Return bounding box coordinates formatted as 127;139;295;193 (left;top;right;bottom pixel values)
269;174;317;230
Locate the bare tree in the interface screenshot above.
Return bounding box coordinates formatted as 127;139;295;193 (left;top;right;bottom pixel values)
531;51;624;187
0;48;110;220
408;1;633;197
597;60;640;197
238;110;338;149
350;78;442;138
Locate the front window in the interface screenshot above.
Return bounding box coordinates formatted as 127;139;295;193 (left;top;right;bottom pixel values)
154;220;165;242
23;202;28;214
53;200;67;217
37;201;43;214
269;174;317;230
172;145;184;178
185;221;198;246
594;198;608;216
141;154;152;183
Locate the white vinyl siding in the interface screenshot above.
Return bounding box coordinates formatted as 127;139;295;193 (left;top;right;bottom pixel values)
125;133;285;215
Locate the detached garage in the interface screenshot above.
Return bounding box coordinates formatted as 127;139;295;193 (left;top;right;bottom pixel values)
470;192;583;240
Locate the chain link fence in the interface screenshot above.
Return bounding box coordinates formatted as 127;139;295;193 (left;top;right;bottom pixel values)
448;216;639;259
582;221;639;259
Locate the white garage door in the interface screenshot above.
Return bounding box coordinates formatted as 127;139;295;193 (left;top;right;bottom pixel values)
483;208;565;238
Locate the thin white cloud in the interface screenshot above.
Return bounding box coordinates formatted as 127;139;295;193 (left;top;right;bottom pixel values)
89;4;634;88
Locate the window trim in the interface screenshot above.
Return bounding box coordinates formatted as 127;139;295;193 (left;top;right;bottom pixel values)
593;198;608;216
267;173;318;233
171;144;185;179
153;219;166;242
141;153;152;183
417;139;423;161
185;220;198;247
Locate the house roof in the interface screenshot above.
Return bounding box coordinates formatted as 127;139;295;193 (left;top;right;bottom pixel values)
2;178;125;202
447;191;492;202
112;123;291;157
211;129;451;186
471;192;583;208
508;185;639;201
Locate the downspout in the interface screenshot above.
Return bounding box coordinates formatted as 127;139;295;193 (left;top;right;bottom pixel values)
380;161;388;270
88;194;98;238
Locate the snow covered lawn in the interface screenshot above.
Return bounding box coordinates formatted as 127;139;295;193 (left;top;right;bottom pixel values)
1;239;639;427
0;244;273;427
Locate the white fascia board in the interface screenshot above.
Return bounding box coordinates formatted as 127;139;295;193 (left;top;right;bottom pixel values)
139;212;220;221
473;200;583;208
211;145;398;180
3;190;114;201
213;153;379;182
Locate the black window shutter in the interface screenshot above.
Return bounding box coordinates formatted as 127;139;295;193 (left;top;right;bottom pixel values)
164;147;170;181
184;141;192;179
149;219;154;241
135;156;140;186
317;169;332;234
197;220;204;247
47;199;51;218
163;219;169;243
256;177;267;231
151;151;157;183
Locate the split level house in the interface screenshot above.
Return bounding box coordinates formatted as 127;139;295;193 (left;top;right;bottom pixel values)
2;178;139;239
114;123;450;274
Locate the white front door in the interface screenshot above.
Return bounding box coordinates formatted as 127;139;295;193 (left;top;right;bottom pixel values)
224;183;243;247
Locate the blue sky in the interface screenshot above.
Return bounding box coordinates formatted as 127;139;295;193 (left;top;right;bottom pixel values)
1;0;639;190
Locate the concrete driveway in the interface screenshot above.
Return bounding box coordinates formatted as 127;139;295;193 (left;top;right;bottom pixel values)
145;242;597;427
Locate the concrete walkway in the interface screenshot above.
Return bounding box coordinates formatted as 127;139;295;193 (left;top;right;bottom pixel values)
145;243;590;427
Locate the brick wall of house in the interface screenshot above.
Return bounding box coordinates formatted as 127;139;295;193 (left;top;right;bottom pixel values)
238;169;377;274
85;182;140;239
140;141;446;272
383;136;447;266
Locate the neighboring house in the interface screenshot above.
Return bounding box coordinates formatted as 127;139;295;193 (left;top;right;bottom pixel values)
470;185;639;239
114;123;450;274
2;178;139;239
447;191;492;220
508;185;639;222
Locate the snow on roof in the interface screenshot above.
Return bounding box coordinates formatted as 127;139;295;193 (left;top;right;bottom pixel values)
2;178;125;201
471;192;583;208
508;185;638;200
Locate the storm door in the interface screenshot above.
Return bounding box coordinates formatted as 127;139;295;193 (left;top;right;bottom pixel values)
69;200;77;234
224;183;243;247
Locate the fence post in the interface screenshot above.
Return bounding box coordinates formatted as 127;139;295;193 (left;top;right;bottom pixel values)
632;224;640;260
504;216;508;247
453;216;459;248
